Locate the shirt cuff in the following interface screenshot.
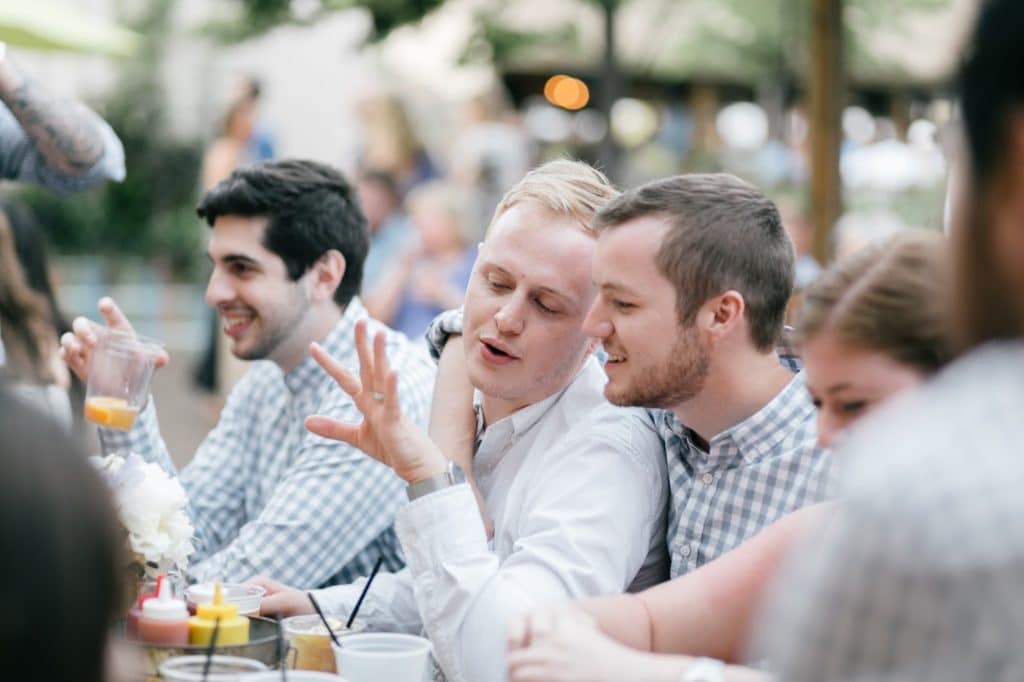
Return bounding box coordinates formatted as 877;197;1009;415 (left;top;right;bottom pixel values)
395;483;488;573
424;308;464;361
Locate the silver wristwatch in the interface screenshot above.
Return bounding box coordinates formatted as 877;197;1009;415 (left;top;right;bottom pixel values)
406;463;456;501
681;658;726;682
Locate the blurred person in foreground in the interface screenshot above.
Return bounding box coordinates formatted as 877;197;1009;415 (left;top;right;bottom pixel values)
60;160;436;588
750;1;1024;677
0;39;125;370
0;384;125;682
254;160;668;682
505;231;953;682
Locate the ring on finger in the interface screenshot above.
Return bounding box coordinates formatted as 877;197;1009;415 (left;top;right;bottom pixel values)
370;391;385;402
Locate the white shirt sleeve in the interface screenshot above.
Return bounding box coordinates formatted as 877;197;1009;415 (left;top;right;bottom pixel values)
311;567;424;634
396;420;664;682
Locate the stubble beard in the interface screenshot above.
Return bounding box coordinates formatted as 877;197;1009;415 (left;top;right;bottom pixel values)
605;325;710;409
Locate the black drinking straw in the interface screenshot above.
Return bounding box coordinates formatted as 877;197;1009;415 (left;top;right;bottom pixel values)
347;556;385;629
201;616;221;682
276;613;287;681
307;592;342;648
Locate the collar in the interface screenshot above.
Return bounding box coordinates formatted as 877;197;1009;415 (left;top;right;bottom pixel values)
283;297;366;395
713;370;812;464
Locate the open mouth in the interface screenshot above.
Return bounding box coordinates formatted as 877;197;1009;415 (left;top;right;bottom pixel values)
221;309;256;338
484;341;511;358
480;338;518;364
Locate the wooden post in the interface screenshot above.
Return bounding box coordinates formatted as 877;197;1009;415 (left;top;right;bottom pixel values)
808;0;844;264
597;0;623;181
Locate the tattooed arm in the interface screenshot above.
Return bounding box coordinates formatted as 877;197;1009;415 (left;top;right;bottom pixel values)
0;44;125;192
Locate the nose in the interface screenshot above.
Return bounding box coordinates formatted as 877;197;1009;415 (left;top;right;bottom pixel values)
582;298;613;339
494;299;525;335
816;411;844;449
205;268;234;308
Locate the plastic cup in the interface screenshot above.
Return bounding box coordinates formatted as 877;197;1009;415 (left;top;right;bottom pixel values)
159;655;267;681
186;583;266;617
84;327;164;430
283;615;366;672
332;633;432;682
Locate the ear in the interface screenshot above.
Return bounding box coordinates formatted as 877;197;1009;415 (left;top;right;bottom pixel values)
697;290;745;342
308;249;346;303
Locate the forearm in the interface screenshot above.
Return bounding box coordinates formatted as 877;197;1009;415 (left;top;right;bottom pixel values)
0;55;105;175
578;593;655;651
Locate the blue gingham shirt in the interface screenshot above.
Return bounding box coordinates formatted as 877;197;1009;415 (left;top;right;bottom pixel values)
754;341;1024;681
658;365;833;578
99;298;436;588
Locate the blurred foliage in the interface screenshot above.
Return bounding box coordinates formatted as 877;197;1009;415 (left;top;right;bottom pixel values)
203;0;446;43
17;0;203;279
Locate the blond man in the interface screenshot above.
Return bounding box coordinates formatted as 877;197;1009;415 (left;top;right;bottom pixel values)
254;161;668;682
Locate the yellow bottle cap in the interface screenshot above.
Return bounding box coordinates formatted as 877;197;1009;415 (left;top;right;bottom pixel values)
196;582;240;620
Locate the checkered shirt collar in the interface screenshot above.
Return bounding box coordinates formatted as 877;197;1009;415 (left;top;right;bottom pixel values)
658;369;810;467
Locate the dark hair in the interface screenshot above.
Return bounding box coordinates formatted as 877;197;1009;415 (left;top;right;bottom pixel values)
0;210;56;383
0;385;123;682
955;0;1024;350
799;231;954;375
197;159;369;309
2;199;70;336
595;173;794;351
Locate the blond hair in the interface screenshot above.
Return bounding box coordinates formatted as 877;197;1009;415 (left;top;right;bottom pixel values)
798;231;954;374
486;159;617;237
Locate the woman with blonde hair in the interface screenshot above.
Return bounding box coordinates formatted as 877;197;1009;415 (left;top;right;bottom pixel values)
507;230;953;682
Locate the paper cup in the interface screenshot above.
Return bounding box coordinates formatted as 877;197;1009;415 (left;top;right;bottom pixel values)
332;633;432;682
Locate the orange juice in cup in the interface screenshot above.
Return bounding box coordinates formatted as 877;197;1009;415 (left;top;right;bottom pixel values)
84;328;164;431
84;396;140;430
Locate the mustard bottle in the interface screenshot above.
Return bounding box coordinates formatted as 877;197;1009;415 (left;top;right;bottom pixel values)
188;582;250;646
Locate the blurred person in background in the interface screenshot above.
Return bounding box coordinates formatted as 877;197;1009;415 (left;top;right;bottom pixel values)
357;92;442;199
0;383;124;682
373;181;477;340
506;231;953;682
232;75;276;163
0;206;71;427
357;169;414;317
0;40;126;370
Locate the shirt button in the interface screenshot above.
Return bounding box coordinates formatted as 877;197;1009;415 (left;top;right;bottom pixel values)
679;544;692;558
701;473;714;486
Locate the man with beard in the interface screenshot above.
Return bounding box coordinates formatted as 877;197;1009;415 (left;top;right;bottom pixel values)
582;173;831;578
59;160;436;588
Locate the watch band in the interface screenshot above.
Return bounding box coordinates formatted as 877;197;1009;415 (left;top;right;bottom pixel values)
681;657;726;682
406;464;456;501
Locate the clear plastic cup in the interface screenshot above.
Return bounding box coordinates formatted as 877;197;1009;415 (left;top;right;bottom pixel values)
185;583;266;617
332;633;432;682
159;655;267;681
84;327;164;430
283;614;366;672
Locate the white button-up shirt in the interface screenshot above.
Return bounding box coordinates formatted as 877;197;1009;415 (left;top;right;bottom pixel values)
313;356;668;682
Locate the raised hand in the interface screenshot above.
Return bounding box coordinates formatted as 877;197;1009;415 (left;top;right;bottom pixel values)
59;296;169;382
306;319;450;484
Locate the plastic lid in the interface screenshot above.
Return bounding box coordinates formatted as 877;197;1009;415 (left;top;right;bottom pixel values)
196;582;240;620
142;577;188;621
